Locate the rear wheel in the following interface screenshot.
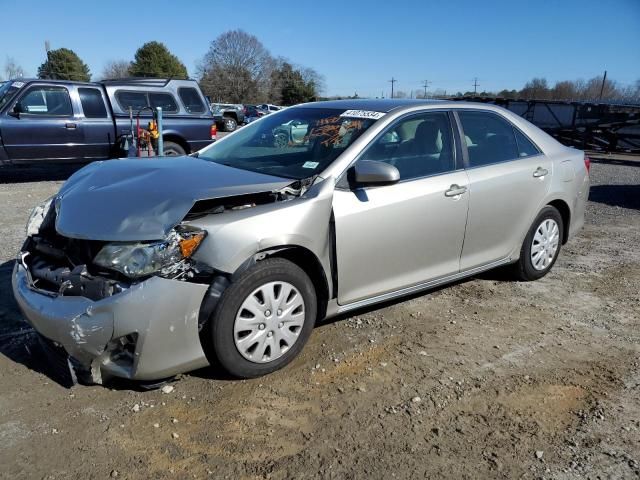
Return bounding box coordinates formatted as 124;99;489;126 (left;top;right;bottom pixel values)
512;206;563;281
163;141;186;156
223;116;238;132
206;258;317;378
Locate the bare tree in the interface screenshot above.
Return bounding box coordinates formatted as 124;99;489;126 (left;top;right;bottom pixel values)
198;30;274;103
100;60;132;80
520;78;550;100
4;57;25;79
551;80;577;100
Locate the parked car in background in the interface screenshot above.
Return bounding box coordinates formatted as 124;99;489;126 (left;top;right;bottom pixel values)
244;104;266;123
258;103;282;114
13;99;589;384
0;77;217;164
210;103;245;132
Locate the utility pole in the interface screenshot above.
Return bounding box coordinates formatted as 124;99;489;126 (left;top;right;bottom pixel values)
389;77;397;99
599;70;608;101
421;80;430;98
473;77;479;94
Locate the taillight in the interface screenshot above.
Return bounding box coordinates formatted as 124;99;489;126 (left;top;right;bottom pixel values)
584;154;591;174
210;124;217;140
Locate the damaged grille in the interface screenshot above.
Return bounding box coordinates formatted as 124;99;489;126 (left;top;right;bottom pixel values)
23;215;129;301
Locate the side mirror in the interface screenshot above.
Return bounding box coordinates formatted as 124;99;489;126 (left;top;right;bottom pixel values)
8;103;22;118
350;160;400;187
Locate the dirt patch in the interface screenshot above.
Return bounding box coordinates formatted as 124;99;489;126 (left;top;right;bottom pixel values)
0;158;639;478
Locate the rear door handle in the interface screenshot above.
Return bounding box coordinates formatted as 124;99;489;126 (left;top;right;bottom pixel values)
445;184;467;197
533;167;548;178
65;123;77;129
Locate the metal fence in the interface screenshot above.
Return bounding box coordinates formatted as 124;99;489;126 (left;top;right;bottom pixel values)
450;96;640;153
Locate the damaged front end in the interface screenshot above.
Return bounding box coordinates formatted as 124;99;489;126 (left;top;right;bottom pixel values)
12;154;330;386
13;198;213;385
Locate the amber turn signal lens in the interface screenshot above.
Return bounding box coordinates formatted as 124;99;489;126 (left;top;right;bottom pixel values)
179;233;206;258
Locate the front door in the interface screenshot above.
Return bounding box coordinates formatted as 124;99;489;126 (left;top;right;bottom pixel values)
2;84;84;161
333;110;470;305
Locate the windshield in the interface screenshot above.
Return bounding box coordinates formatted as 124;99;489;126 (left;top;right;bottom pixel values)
0;81;23;110
198;107;380;179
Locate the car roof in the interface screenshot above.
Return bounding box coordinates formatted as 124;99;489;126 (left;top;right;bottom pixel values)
293;98;508;114
296;99;446;113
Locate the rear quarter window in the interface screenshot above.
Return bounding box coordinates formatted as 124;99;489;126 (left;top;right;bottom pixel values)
78;88;108;118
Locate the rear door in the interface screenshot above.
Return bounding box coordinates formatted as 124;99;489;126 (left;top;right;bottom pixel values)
333;110;470;305
77;87;114;159
455;110;553;270
1;83;84;161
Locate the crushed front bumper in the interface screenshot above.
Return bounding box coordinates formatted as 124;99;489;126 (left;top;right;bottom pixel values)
12;260;210;384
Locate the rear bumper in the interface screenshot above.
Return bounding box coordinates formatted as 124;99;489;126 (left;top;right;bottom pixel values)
12;261;210;383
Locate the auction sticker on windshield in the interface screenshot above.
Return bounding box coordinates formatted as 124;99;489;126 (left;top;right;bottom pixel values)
340;110;386;120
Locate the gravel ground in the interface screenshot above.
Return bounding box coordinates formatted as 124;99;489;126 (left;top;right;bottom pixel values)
0;154;639;479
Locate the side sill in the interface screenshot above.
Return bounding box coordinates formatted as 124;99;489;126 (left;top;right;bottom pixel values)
334;257;513;316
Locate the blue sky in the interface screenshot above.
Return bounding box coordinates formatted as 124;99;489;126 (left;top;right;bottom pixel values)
1;0;638;97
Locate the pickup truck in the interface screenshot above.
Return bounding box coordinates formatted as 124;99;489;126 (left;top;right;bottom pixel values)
0;78;218;164
210;103;245;132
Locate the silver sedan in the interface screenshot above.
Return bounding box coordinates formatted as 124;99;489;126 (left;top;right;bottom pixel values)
13;99;590;383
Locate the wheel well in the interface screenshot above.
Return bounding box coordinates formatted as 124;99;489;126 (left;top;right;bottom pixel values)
547;199;571;244
223;113;238;122
163;134;190;154
264;246;329;322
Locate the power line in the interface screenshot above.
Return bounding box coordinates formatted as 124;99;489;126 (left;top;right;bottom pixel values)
389;77;397;99
421;80;430;98
472;77;479;94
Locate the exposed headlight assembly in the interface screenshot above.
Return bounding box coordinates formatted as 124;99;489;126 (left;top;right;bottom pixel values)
26;196;54;237
93;227;206;279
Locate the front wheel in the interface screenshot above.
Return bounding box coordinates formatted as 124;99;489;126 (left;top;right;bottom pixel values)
512;206;563;281
206;258;317;378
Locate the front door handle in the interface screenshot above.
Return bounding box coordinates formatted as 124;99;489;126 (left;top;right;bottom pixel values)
445;184;467;197
533;167;548;178
65;123;77;129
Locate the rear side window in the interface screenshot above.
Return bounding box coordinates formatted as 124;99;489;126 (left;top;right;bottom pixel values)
78;88;108;118
149;93;178;113
19;86;72;116
178;87;205;113
458;111;519;167
513;128;540;157
116;91;147;111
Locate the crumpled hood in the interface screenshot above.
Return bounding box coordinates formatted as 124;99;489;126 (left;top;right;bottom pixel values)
55;156;292;241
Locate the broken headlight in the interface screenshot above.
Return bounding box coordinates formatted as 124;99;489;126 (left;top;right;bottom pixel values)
93;227;206;279
26;196;54;237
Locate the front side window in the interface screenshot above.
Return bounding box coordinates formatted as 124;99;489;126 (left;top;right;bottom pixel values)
18;86;72;116
198;107;379;179
359;111;455;180
78;88;108;118
458;111;521;167
178;87;205;113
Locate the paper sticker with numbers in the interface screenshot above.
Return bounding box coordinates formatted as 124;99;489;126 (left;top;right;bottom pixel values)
340;110;386;120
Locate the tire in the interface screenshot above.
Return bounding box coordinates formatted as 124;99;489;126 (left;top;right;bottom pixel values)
512;205;563;281
223;116;238;132
163;141;186;156
206;258;317;378
273;131;288;148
